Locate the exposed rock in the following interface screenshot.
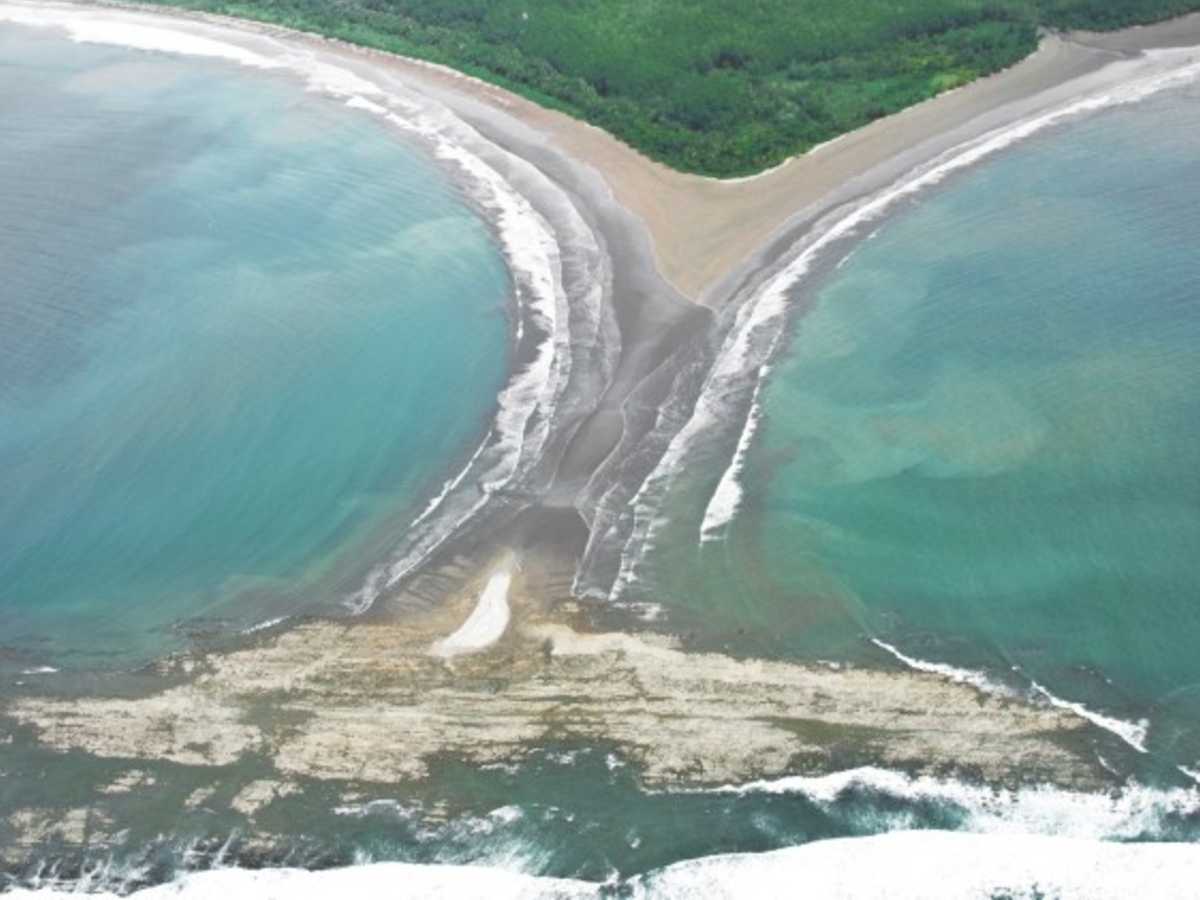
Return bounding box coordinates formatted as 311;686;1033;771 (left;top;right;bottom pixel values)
6;592;1102;790
183;785;219;809
230;780;298;818
98;769;156;795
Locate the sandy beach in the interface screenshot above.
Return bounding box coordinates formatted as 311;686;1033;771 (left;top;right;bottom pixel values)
4;0;1200;878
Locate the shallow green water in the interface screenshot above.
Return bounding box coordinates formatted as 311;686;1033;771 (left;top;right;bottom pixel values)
0;29;510;668
639;84;1200;769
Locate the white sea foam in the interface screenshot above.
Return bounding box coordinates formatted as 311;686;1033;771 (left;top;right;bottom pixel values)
689;47;1200;542
0;7;279;68
1030;679;1150;754
705;765;1200;840
869;638;1012;695
19;666;59;676
872;638;1155;752
351;72;610;605
7;863;597;900
629;830;1200;900
334;89;584;605
240;616;288;636
332;798;419;820
698;365;767;542
431;556;515;656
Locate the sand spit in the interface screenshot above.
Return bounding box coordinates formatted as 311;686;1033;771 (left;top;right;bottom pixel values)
430;554;516;657
7;589;1105;790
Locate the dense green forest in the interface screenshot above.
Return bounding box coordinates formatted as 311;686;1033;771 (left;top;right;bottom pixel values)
150;0;1200;175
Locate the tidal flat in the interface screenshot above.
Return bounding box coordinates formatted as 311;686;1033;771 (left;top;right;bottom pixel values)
3;0;1200;892
2;569;1117;867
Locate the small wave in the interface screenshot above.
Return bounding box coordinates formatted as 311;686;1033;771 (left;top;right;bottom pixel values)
698;366;768;542
0;5;280;68
871;638;1153;753
629;830;1200;900
869;638;1011;695
703;765;1200;840
19;666;59;676
332;798;419;820
240;616;288;636
1030;679;1150;754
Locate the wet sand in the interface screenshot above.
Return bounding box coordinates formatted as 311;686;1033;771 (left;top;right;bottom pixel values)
4;3;1200;860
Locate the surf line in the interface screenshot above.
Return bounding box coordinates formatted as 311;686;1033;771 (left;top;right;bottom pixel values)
869;638;1009;695
1028;680;1149;755
431;553;518;657
871;638;1150;755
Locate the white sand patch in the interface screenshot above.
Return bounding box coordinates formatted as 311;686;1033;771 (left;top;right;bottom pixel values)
431;556;516;657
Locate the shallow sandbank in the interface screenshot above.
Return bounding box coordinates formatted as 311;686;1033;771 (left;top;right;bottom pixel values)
7;571;1112;791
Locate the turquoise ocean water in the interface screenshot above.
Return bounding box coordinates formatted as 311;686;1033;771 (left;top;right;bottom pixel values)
3;19;1200;896
0;29;510;668
638;81;1200;775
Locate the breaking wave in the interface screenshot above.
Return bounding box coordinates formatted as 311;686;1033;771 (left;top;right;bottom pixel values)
704;766;1200;840
12;830;1200;899
628;831;1200;900
871;638;1153;755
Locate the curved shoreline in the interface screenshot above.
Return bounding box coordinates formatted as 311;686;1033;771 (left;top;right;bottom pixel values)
0;0;637;628
4;0;1200;889
6;0;1199;621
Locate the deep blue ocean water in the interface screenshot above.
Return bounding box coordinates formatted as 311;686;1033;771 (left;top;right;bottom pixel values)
0;29;511;668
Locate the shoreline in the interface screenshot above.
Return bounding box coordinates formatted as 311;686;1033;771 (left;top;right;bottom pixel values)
2;0;1198;710
4;0;1200;885
6;1;1198;618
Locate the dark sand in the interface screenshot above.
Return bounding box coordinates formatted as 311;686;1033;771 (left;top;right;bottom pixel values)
2;5;1199;851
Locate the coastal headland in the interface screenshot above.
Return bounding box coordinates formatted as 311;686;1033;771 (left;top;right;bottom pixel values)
3;0;1200;871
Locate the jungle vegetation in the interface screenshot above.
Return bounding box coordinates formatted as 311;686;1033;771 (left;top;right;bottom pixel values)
151;0;1200;176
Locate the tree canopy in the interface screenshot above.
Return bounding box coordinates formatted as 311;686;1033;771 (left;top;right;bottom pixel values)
153;0;1200;176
